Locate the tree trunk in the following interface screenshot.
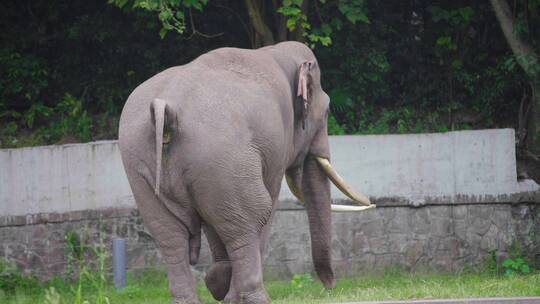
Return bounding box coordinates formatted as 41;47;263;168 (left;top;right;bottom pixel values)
244;0;275;47
528;78;540;154
271;0;288;42
490;0;540;155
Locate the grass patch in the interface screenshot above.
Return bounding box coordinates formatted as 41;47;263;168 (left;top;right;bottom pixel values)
1;269;539;304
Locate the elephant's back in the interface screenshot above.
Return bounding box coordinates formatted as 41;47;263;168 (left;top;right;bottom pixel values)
118;48;292;175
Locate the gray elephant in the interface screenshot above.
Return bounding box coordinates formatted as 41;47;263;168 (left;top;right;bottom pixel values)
118;41;374;304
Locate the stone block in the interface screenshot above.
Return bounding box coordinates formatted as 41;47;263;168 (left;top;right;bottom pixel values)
404;240;425;267
492;208;510;231
469;205;495;221
360;219;385;238
387;234;409;254
374;253;403;269
387;214;410;234
368;236;389;254
411;208;431;235
352;231;369;254
431;218;453;237
470;216;492;236
454;219;467;240
350;253;376;274
452;205;468;220
430;206;452;218
429;254;454;271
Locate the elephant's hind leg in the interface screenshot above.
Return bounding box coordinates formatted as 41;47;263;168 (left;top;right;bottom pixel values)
203;223;232;301
191;163;272;303
224;238;268;304
127;174;200;304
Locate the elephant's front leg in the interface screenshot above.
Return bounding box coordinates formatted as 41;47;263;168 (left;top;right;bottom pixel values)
127;174;200;304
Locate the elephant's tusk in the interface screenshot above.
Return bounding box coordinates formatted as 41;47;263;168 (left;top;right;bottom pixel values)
285;174;305;203
314;156;373;207
331;204;376;212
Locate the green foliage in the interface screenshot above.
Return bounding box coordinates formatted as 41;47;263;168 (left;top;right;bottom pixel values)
484;239;536;277
43;287;62;304
484;250;501;275
0;231;110;303
0;261;40;297
500;240;534;276
327;113;346;135
0;49;48;109
1;0;214;148
328;94;450;135
109;0;209;38
2;0;540;147
429;6;474;25
338;0;370;24
52;94;93;142
64;230;85;279
289;273;313;290
64;230;110;304
1;268;539;303
0;94;92;148
278;0;309;32
278;0;370;48
358;107;439;135
503;257;531;276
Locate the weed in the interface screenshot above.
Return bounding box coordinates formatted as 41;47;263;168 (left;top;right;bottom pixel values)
0;260;40;296
502;257;531;276
63;229;110;304
484;249;501;275
43;287;62;304
290;273;313;290
65;230;85;279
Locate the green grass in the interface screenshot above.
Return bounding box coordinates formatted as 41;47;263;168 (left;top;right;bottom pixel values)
1;269;539;304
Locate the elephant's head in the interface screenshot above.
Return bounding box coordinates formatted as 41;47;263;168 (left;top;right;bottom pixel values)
267;41;374;288
267;41;372;210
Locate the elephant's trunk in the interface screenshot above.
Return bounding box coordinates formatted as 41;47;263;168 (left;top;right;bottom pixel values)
302;157;336;289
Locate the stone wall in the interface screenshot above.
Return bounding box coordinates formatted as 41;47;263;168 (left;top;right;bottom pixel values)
1;203;538;280
1;129;539;279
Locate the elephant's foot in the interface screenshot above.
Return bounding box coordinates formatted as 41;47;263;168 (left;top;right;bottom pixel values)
165;255;200;304
241;288;270;304
204;261;232;301
171;296;201;304
222;241;269;304
223;287;269;304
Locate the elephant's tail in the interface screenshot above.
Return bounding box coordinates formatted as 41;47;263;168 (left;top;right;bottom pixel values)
150;98;167;196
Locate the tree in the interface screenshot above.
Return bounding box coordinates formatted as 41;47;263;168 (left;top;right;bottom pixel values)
108;0;370;48
2;0;536;151
490;0;540;181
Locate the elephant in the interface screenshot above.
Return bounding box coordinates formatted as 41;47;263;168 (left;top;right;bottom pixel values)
118;41;374;304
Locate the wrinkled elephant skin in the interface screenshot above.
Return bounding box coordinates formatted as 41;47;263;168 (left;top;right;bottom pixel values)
118;41;364;304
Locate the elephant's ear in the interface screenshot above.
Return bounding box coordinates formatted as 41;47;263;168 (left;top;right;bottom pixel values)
297;61;315;129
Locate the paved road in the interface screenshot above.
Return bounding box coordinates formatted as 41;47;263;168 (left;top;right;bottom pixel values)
339;297;540;304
